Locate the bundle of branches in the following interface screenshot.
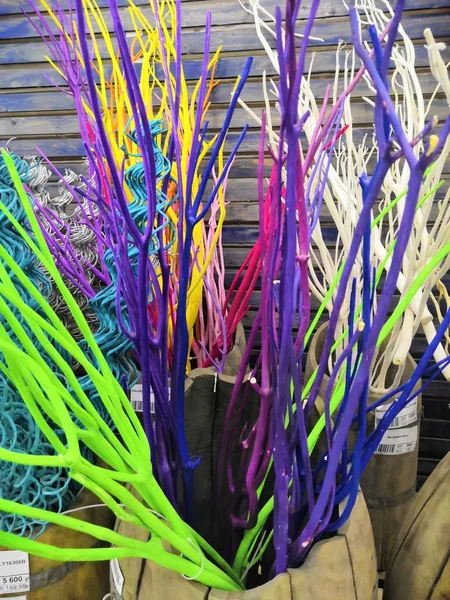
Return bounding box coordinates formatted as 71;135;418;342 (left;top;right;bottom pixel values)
29;0;253;517
0;152;242;590
215;0;450;578
240;0;450;388
30;0;257;372
0;0;448;591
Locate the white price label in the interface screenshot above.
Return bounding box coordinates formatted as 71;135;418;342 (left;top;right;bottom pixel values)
375;425;418;456
130;384;155;414
130;385;170;414
110;558;124;595
374;398;418;430
0;551;30;594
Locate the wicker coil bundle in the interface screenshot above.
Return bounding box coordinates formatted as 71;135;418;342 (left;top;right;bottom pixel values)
0;151;81;537
23;157;136;412
31;161;100;340
24;155;51;208
124;119;176;261
77;280;139;416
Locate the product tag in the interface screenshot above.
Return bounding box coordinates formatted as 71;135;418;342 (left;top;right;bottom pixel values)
375;425;418;456
130;385;170;414
0;551;30;594
130;384;155;414
110;558;124;595
374;398;418;430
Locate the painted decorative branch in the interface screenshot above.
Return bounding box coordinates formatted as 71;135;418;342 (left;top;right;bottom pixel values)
1;0;448;588
239;0;450;385
0;150;242;591
30;0;248;372
217;0;450;579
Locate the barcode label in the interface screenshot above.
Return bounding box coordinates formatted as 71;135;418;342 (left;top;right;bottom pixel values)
0;551;30;594
375;425;417;456
131;398;142;412
130;384;155;414
130;384;171;415
374;398;418;430
377;443;397;453
110;558;124;595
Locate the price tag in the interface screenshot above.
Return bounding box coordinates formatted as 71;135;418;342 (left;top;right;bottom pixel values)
130;383;143;413
374;398;418;430
0;551;30;594
130;384;155;414
110;558;124;595
130;384;170;414
375;425;418;456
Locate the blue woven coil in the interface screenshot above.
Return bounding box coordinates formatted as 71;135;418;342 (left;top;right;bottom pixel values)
0;152;81;538
124;119;177;259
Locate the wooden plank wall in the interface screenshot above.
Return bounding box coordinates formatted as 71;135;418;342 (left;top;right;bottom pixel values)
0;0;449;485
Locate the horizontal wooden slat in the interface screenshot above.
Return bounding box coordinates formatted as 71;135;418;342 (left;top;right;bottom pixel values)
420;381;450;401
219;214;450;243
0;0;278;32
419;436;450;458
0;0;151;16
178;12;450;55
0;132;259;156
0;71;445;117
223;196;447;223
4;0;450;38
1;42;448;90
207;288;450;317
226;288;450;316
422;397;450;421
221;156;450;179
4;0;450;19
1;102;447;137
0;114;81;136
420;419;450;438
2;0;450;18
1;0;356;33
1;9;448;69
417;456;442;486
234;323;447;362
24;154;450;181
4;127;415;156
418;457;442;476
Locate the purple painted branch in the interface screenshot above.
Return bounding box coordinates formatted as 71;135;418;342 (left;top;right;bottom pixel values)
287;3;450;566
